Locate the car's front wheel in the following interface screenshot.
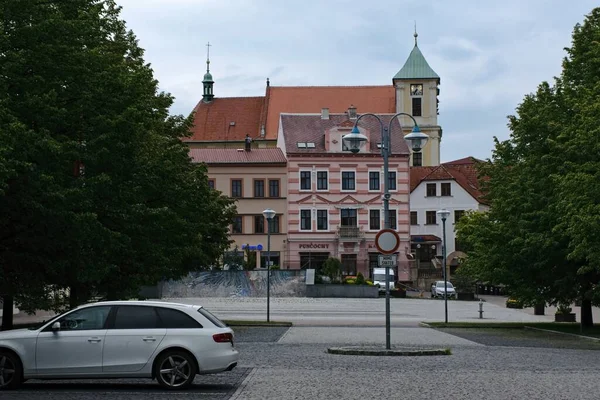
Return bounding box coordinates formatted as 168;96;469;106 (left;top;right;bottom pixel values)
154;350;197;390
0;351;22;390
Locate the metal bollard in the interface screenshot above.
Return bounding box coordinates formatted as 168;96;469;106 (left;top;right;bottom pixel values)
478;299;484;319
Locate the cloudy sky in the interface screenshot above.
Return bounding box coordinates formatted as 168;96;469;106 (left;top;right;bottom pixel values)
118;0;597;162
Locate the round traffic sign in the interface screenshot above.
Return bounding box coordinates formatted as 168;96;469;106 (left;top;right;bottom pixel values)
375;229;400;255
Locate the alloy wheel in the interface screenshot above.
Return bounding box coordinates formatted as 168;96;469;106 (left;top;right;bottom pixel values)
159;355;192;388
0;356;16;388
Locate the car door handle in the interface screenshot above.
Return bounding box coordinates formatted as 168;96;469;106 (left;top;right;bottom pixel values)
142;337;156;342
88;337;102;343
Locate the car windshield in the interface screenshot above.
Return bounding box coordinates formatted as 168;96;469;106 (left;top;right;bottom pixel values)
373;274;390;281
27;309;69;330
198;307;226;328
436;282;454;288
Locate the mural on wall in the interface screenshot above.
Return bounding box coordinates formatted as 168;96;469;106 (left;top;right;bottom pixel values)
162;270;307;298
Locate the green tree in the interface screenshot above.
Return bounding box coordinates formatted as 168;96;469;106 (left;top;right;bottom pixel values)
456;8;600;327
321;257;342;283
0;0;235;326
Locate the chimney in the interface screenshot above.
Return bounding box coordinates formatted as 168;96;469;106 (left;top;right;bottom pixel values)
348;104;357;120
244;134;252;151
321;108;329;120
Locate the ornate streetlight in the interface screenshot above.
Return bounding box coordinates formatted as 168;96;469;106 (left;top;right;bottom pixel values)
262;208;276;322
343;113;428;350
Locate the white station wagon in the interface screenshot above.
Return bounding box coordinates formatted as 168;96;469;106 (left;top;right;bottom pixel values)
0;300;239;390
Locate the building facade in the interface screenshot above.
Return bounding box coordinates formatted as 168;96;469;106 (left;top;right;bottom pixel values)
190;148;288;269
185;35;443;167
278;110;412;281
409;157;489;285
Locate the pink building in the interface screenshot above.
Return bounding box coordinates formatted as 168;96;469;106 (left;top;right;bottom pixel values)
278;108;412;281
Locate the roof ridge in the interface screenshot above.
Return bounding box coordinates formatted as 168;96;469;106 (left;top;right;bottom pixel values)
269;85;393;89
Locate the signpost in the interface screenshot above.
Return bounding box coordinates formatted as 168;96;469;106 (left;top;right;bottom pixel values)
374;229;400;349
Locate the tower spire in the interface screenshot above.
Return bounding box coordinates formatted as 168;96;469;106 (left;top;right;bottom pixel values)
202;42;214;102
414;21;418;46
206;42;211;73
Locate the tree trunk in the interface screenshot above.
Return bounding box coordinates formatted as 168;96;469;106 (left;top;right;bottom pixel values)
69;285;79;309
580;298;594;328
1;296;14;331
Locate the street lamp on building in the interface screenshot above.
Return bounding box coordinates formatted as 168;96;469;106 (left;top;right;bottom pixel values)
262;208;276;322
343;113;429;350
437;208;450;324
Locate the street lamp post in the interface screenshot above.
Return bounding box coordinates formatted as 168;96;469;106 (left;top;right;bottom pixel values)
437;209;450;324
263;208;276;322
343;113;429;350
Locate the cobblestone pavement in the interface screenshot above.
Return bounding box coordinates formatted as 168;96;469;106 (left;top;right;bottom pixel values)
5;325;600;399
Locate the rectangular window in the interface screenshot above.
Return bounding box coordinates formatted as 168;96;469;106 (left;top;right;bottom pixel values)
410;211;418;225
231;179;243;198
300;210;312;231
454;210;465;224
426;183;436;197
208;179;215;190
341;171;356;191
441;182;451;196
369;209;381;230
412;97;422;117
232;216;243;233
413;152;422;167
254;179;265;198
254;215;264;233
388;171;397;191
269;179;280;197
269;215;280;234
317;210;328;231
340;209;357;226
369;171;380;191
300;171;311;191
388;210;397;230
316;171;328;191
426;211;437;225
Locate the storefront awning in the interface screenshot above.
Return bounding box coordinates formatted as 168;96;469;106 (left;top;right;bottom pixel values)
411;235;442;243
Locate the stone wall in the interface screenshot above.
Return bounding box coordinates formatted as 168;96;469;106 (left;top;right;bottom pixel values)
162;270;306;298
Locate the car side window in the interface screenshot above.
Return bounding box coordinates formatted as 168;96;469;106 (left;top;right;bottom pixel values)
113;306;160;329
57;306;111;331
156;307;202;329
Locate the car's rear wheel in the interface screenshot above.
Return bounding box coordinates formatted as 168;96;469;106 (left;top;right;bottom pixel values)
0;351;22;390
154;350;197;390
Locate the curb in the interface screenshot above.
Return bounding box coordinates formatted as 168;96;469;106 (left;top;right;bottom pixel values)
327;346;451;356
524;326;600;342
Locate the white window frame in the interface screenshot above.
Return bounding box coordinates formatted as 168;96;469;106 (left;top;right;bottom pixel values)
368;169;381;192
387;169;398;192
299;170;312;192
387;208;398;230
316;209;330;231
299;208;312;231
368;208;381;231
340;170;356;192
316;170;329;192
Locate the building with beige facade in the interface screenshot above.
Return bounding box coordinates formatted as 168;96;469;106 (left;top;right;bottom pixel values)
190;148;288;269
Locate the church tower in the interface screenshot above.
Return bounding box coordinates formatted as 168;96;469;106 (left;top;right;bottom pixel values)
393;32;441;166
202;42;214;103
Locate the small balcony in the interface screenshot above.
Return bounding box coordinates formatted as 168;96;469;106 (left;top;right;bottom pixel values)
337;226;364;240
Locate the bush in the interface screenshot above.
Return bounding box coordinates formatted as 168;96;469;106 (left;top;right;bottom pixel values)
322;257;342;283
356;272;366;285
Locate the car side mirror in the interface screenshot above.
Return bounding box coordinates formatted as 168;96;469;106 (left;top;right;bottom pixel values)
51;322;61;331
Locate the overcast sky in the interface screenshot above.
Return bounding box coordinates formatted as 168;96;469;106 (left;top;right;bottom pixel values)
118;0;597;162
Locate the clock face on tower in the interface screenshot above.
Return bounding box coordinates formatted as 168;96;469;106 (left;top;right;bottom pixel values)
410;84;423;96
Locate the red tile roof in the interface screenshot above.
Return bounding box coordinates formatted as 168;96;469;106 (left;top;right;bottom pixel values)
185;97;266;142
265;86;396;139
410;158;488;204
189;148;287;164
280;113;410;155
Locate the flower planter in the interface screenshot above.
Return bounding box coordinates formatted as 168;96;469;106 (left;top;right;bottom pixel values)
554;313;576;323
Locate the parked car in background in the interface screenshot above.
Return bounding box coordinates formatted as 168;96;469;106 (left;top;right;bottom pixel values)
0;301;239;390
431;281;457;299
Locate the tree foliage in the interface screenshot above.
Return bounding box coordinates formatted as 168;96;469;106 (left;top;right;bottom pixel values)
455;8;600;326
0;0;235;314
